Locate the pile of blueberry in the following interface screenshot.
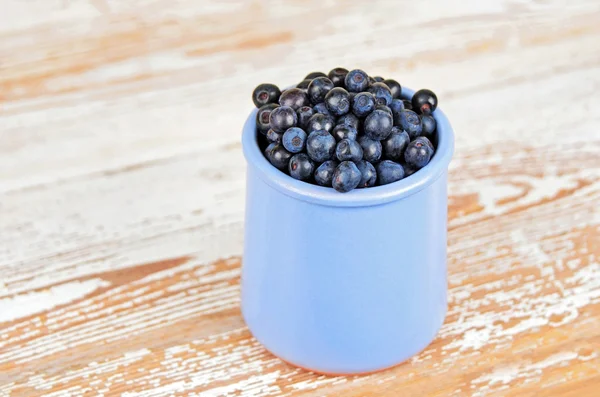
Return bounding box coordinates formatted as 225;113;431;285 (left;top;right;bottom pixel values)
252;68;438;193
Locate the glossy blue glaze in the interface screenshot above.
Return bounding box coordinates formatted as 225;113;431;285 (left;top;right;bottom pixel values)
241;88;455;374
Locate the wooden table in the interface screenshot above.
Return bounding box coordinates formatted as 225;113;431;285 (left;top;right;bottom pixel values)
1;1;599;395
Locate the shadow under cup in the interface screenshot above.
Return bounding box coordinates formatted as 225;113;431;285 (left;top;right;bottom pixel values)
241;88;455;375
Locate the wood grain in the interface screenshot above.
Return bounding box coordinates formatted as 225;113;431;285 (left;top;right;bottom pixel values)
1;0;599;395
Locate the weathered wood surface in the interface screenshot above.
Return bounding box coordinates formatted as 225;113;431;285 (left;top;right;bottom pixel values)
1;0;599;395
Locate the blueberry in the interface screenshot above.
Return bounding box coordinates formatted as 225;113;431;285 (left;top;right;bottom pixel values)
348;91;357;104
404;165;417;177
336;138;363;162
372;76;384;82
358;136;382;163
266;129;282;143
313;102;332;116
395;109;422;139
364;109;393;140
337;113;359;130
296;79;311;90
412;89;438;114
368;82;393;106
265;143;292;171
304;71;327;80
404;139;433;169
296;106;314;129
355;160;377;188
332;124;358;141
256;103;278;135
252;83;281;108
314;160;338;187
375;104;393;117
383;128;410;161
269;106;297;133
351;92;376;118
324;87;351;116
383;79;402;99
282;127;307;153
332;161;362;193
306;113;335;134
306;130;336;162
279;88;309;110
402;99;413;110
288;153;315;181
389;98;405;120
421;114;437;142
368;76;376;86
376;160;405;185
413;136;434;151
307;77;334;105
328;67;349;87
345;69;369;92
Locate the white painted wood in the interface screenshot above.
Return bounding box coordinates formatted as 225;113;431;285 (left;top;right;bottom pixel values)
1;0;599;395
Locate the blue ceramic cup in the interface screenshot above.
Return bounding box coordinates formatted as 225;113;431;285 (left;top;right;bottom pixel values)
241;88;454;375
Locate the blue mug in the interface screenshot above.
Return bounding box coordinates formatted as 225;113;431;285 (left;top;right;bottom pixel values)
241;88;455;375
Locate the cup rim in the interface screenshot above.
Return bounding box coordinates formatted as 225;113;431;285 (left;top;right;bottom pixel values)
242;87;455;207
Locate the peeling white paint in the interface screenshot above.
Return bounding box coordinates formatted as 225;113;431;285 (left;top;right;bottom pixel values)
0;278;110;323
1;0;600;395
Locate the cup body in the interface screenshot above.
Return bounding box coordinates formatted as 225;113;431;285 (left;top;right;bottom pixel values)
241;89;454;374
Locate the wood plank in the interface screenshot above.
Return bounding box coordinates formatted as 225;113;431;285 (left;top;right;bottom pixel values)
1;0;599;395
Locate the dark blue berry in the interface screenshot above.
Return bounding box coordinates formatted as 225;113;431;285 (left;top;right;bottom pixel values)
296;79;311;90
348;91;356;104
324;87;351;116
279;88;309;110
368;82;393;106
288;153;315;181
256;103;278;135
306;113;335;134
314;160;338;187
332;124;358;141
336;138;363;162
383;79;402;99
313;102;332;116
404;139;433;169
358;136;382;163
412;89;438;114
282;127;307;153
404;165;417;177
265;143;292;171
376;160;405;185
332;161;362;192
364;109;393;140
337;113;359;130
252;83;281;108
266;129;282;143
389;99;405;120
395;109;422;139
352;92;376;118
413;136;434;151
345;69;369;92
306;130;336;162
305;71;327;80
421;114;437;142
328;67;348;87
296;106;314;129
307;77;334;105
383;128;410;161
269;106;297;133
375;104;392;117
372;76;384;82
402;99;413;110
356;160;377;188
